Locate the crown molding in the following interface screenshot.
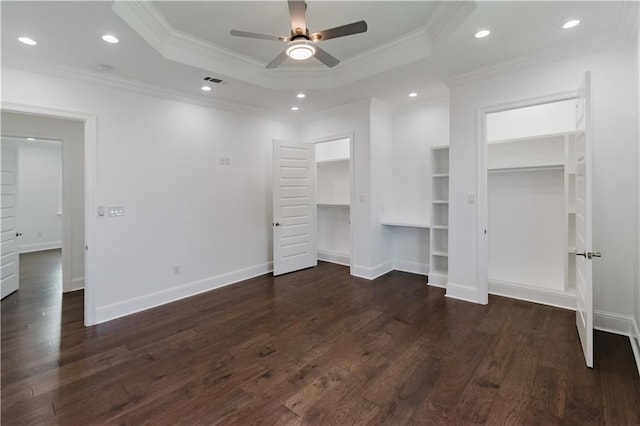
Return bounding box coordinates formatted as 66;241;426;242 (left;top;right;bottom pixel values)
1;58;292;122
444;30;632;89
425;0;477;41
112;1;459;91
297;98;372;123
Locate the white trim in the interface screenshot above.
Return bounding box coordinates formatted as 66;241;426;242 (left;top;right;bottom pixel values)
630;316;640;376
445;32;629;88
70;276;84;291
393;259;429;276
1;102;98;326
593;310;635;335
489;279;576;311
317;250;350;267
351;260;394;281
18;242;62;254
446;281;482;304
428;272;448;288
95;262;273;324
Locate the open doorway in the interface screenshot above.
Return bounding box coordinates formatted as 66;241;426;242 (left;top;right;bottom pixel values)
1;111;86;322
482;98;579;308
313;135;354;273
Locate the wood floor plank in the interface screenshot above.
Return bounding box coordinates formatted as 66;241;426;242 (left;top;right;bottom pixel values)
2;250;639;425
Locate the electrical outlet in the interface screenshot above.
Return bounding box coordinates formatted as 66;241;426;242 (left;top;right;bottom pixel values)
108;206;125;217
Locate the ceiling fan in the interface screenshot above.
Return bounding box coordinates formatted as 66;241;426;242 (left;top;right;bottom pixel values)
230;0;368;69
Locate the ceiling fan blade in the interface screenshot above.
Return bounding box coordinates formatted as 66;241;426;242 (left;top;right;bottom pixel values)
314;46;340;68
266;50;289;69
311;20;368;42
230;29;288;42
288;0;307;34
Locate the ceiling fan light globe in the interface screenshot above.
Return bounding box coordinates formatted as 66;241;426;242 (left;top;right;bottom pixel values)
286;40;316;60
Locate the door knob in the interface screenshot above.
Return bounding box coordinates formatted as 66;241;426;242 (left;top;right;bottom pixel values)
273;222;281;227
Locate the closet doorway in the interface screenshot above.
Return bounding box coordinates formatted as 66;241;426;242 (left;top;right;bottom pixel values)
477;72;595;367
314;136;353;272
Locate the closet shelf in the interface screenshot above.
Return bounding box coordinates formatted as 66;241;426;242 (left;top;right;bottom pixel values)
317;202;349;207
432;200;449;204
380;220;430;229
431;251;449;258
431;224;449;230
568;208;576;214
316;158;349;165
432;173;449;178
488;163;564;173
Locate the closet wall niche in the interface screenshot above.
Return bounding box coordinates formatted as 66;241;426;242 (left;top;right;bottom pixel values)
486;99;579;308
315;138;351;266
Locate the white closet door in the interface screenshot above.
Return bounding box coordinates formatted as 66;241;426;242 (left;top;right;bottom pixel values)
1;143;20;299
272;140;317;276
574;71;594;368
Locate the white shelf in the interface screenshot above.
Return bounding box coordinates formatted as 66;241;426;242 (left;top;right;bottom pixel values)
431;224;449;230
432;200;449;204
431;251;449;257
568;208;576;214
317;202;349;207
381;220;430;229
488;163;564;173
316;158;349;165
487;130;578;146
432;173;449;178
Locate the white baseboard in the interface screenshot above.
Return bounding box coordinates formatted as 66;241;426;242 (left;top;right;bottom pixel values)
351;260;394;280
19;241;62;254
489;279;576;311
70;277;84;291
446;281;482;304
392;259;429;276
95;261;273;324
317;250;350;267
630;316;640;376
428;272;447;288
593;310;635;335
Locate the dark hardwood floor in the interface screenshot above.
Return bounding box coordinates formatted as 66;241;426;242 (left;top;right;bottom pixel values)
2;250;639;425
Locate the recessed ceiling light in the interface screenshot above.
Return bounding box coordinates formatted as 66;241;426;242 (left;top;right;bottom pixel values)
296;93;306;99
291;106;299;111
475;30;491;39
408;92;418;98
102;34;119;44
562;20;580;29
27;138;35;141
18;37;37;46
201;86;212;92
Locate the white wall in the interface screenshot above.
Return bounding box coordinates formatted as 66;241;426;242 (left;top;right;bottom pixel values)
369;99;395;272
15;141;63;253
2;68;298;323
2;112;85;292
448;41;639;320
389;96;450;274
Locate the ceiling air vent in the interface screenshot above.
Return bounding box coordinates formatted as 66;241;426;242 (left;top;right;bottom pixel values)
203;76;223;84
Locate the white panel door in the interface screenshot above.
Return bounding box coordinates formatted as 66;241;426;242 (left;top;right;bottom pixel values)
273;140;317;276
574;72;595;368
1;142;20;299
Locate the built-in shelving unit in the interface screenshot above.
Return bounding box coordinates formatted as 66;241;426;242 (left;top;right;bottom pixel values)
429;145;449;288
315;138;351;266
487;130;579;309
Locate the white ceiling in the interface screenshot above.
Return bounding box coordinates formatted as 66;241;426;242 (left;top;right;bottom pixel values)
1;1;635;118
